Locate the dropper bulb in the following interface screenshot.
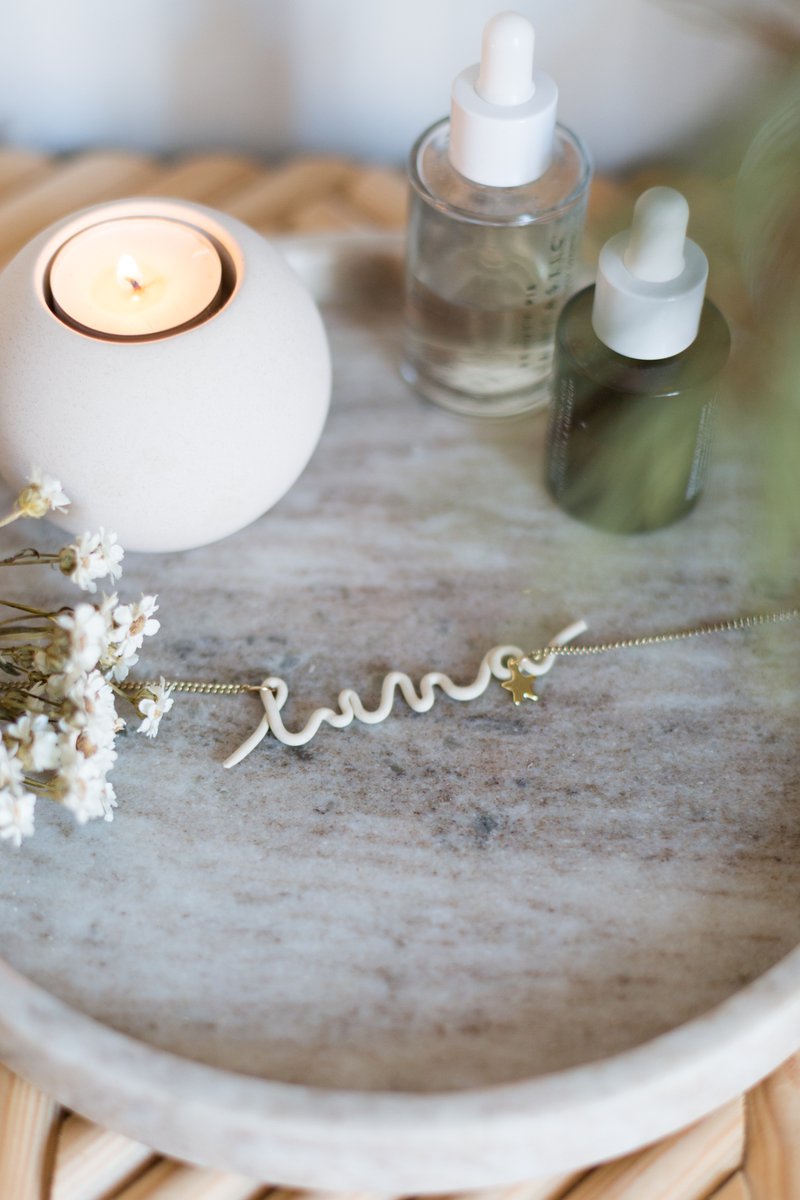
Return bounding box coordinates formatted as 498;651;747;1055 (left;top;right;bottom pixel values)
623;187;690;283
475;11;536;107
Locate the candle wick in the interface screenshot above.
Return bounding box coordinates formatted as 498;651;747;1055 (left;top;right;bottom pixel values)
117;254;145;295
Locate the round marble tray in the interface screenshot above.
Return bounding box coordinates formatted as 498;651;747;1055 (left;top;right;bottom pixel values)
0;234;798;1192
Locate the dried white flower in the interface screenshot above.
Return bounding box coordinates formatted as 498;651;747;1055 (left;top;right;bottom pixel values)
0;790;36;847
6;713;59;772
57;737;117;824
0;741;36;847
102;594;160;681
55;603;110;677
62;670;123;763
0;741;25;792
16;467;70;518
61;723;118;786
34;633;68;684
97;592;119;626
102;647;138;684
110;595;160;659
137;677;174;739
60;529;124;593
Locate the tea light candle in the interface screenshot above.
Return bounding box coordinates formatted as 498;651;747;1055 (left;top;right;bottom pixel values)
0;197;331;552
48;217;224;340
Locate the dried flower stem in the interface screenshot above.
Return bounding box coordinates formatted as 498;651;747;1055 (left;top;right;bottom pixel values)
0;557;60;567
0;601;61;620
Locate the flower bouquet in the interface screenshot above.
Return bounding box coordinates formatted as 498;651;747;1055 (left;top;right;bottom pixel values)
0;469;171;847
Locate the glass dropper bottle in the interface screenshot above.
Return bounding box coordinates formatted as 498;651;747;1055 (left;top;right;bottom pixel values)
545;187;731;532
401;11;592;418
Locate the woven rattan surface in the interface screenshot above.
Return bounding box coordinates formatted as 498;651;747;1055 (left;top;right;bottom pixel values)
2;1055;799;1198
0;148;791;1197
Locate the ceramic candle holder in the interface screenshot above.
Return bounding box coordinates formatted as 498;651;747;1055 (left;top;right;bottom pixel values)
0;198;331;552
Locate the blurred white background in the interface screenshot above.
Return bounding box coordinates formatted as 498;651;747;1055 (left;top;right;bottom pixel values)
0;0;793;169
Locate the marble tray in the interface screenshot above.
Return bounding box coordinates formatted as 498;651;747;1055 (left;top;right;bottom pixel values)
0;234;798;1193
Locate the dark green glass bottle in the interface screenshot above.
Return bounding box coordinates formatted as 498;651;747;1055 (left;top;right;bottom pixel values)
545;188;730;534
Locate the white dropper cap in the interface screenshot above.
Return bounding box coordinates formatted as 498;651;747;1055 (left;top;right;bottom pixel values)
449;11;558;188
591;187;709;360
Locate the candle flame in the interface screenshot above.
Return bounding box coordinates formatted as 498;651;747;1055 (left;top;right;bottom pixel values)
117;254;143;293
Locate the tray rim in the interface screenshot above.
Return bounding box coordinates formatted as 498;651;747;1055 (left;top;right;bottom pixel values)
2;940;800;1190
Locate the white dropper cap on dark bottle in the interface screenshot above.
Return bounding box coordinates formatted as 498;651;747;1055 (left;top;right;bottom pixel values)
592;187;709;360
449;11;558;188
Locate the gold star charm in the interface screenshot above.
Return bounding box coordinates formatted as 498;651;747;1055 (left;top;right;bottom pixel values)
501;660;539;706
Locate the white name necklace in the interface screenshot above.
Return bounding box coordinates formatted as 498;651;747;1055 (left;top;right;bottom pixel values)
223;619;587;767
118;609;799;766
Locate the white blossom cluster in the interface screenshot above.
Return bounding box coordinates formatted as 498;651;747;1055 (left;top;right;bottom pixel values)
0;470;173;848
59;528;124;593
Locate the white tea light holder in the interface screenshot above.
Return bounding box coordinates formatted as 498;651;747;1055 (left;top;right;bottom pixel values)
0;198;331;552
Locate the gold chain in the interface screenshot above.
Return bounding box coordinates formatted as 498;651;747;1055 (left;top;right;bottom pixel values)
113;608;800;697
523;608;800;663
116;680;262;695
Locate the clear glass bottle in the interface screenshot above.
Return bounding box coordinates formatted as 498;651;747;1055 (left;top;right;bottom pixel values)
401;13;592;419
545;188;731;533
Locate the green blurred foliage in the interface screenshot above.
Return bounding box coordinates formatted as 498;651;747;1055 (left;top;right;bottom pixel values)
584;4;800;577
